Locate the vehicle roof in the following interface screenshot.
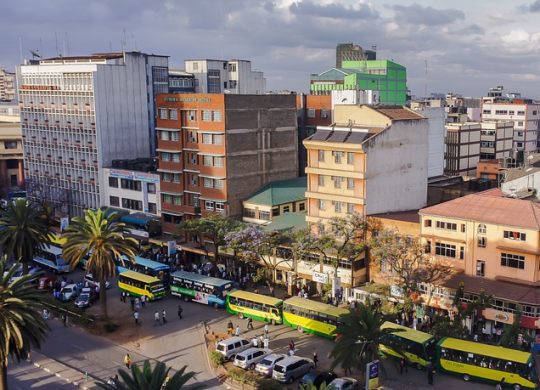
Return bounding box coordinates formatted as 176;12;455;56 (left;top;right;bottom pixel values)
438;337;532;363
61;283;77;290
275;355;313;365
171;270;232;287
284;296;349;317
121;255;171;270
330;377;357;384
119;270;162;283
218;336;247;344
228;289;284;306
236;347;271;356
381;321;434;344
260;353;285;361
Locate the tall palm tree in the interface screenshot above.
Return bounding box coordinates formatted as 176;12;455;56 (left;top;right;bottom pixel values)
329;301;394;376
0;260;50;390
62;209;138;320
97;361;204;390
0;199;53;274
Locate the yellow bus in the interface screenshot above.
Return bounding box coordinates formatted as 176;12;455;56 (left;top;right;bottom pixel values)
437;337;538;390
282;297;348;339
118;270;166;301
226;290;284;325
380;322;436;369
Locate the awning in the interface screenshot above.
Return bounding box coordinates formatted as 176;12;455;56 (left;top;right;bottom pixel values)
162;211;184;217
199;174;226;180
184;190;201;195
198;152;226;157
157;169;182;174
183;169;200;173
198;131;225;135
160;191;183;196
199;197;227;203
179;244;211;256
156;148;182;153
156;127;181;132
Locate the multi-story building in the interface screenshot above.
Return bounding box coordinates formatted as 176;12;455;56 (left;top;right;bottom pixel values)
0;69;16;101
168;70;195;94
479;121;513;160
184;59;265;95
335;43;376;69
155;93;298;234
303;105;428;226
17;51;169;218
0;122;24;189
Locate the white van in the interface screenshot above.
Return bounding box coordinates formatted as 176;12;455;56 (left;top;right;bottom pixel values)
215;337;252;361
272;355;314;384
233;347;272;370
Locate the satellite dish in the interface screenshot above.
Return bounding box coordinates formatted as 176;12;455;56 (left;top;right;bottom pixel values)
30;50;41;59
223;90;231;94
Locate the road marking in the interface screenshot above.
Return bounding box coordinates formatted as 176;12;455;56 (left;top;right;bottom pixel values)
71;344;85;351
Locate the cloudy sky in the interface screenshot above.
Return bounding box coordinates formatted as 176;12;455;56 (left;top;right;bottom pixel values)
2;0;540;99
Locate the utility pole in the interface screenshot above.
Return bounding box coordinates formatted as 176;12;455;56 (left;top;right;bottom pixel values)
424;60;428;98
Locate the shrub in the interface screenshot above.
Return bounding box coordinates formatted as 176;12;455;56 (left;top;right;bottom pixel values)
209;350;225;366
104;320;118;333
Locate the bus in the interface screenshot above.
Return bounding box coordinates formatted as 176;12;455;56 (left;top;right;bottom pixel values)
118;270;166;301
116;255;171;286
380;322;436;369
226;290;284;325
281;296;349;339
120;212;162;239
170;271;233;308
437;337;539;389
33;244;70;273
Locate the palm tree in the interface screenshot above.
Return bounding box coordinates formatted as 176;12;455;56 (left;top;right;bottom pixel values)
0;199;54;274
62;209;138;320
0;260;50;390
97;361;204;390
329;301;394;377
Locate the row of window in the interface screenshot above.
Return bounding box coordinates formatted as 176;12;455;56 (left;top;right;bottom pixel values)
318;150;355;164
425;221;527;242
318;175;355;189
229;297;279;313
108;177;157;193
283;303;341;326
298;108;330;119
483;109;526;116
109;196;157;214
318;199;355;214
158;108;223;122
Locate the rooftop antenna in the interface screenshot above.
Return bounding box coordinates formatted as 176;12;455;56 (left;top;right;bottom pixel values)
424;60;428;98
29;49;42;60
55;31;59;56
65;32;70;56
19;37;23;63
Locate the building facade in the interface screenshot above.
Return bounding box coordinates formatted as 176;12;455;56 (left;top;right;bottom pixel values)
0;69;16;101
444;122;481;176
17;51;168;218
184;59;265;95
155;93;298;235
0;122;24;190
168;70;195;94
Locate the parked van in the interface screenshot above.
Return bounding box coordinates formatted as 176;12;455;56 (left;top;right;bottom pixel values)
215;337;252;361
272;356;314;384
233;347;272;370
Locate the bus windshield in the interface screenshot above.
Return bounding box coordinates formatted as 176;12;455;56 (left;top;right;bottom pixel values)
150;282;164;292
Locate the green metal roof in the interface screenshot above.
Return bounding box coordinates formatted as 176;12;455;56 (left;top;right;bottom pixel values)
263;212;307;232
244;176;307;206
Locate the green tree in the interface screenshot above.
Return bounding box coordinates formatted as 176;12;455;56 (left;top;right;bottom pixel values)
62;209;138;320
329;301;393;377
0;260;50;390
97;361;204;390
299;380;331;390
500;305;525;349
0;198;54;274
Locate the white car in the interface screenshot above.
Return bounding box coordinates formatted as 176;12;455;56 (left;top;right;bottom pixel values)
254;353;286;376
60;284;78;301
233;348;272;370
83;274;110;289
328;377;358;390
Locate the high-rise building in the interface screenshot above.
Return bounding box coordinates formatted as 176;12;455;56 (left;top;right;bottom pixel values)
0;69;16;101
17;51;168;218
335;43;376;69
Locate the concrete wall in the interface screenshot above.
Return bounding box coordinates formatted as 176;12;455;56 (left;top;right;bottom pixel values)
414;107;445;178
502;171;540;195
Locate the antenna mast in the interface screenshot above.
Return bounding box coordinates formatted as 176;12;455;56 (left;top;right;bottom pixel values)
424;60;428;98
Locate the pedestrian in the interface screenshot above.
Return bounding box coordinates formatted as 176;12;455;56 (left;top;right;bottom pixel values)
497;327;502;343
177;304;183;319
141;294;146;307
95;285;100;300
427;364;434;385
263;337;269;349
124;353;131;369
235;325;241;336
493;327;497;343
264;323;269;338
227;320;233;335
247;316;254;329
473;333;479;342
252;335;258;347
313;351;319;368
399;358;408;373
482;325;487;342
162;309;167;324
288;349;295;357
130;296;135;312
154;311;161;326
289;340;295;352
61;313;67;327
412;317;418;330
496;378;505;390
121;291;126;303
134;311;140;326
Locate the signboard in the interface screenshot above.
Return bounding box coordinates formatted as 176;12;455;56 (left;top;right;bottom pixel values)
60;217;69;231
125;228;149;239
312;271;328;284
391;285;405;298
332;277;341;298
366;360;380;390
168;241;177;256
110;169;133;180
483;308;514;324
134;172;159;184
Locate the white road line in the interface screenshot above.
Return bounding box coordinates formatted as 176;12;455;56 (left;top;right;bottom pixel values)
71;344;85;351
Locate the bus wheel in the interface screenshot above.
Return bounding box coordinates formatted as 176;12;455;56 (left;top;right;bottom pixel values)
297;326;304;333
213;302;219;309
239;313;244;319
271;319;276;326
462;374;470;382
513;385;521;390
416;363;422;370
183;295;190;302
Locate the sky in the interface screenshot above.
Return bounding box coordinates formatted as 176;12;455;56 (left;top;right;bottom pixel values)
1;0;540;99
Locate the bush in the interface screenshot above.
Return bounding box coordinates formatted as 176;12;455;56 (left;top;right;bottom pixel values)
209;351;225;366
226;368;285;390
104;320;118;333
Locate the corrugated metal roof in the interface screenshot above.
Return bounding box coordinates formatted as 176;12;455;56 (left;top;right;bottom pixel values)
244;177;307;206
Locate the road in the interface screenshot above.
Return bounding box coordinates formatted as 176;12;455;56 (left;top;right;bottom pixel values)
13;268;496;390
7;360;79;390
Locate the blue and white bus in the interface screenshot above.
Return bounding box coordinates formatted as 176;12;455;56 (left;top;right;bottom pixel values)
116;255;171;287
33;244;70;273
170;270;233;308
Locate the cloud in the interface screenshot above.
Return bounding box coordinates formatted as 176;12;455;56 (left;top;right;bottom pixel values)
289;0;379;19
389;3;465;26
523;0;540;12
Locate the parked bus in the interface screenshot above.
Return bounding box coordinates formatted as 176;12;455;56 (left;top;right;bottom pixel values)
170;270;233;308
281;296;349;339
226;290;284;325
380;321;436;369
116;255;171;286
118;270;165;301
120;212;162;239
437;337;538;389
33;244;70;273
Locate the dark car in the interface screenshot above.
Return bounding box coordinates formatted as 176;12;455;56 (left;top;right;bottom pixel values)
299;370;338;389
74;288;95;308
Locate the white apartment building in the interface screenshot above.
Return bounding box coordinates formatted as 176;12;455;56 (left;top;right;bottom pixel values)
17;51;168;218
0;69;16;101
184;59;265;94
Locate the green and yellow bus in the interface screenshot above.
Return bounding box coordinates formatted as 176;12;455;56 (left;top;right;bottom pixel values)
380;322;436;369
226;290;284;325
437;337;538;390
282;296;348;339
118;270;166;301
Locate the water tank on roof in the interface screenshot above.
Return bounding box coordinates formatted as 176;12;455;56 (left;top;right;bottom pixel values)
118;160;128;169
136;157;150;164
127;162;136;170
112;160;120;168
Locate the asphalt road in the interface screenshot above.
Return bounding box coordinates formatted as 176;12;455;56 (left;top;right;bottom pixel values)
7;360;79;390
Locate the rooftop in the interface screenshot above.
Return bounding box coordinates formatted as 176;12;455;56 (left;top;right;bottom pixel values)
263;212;307;232
305;125;385;145
244;176;307;207
369;210;420;224
368;105;425;121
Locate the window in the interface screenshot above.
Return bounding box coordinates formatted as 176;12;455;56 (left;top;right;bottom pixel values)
272;208;280;217
205;201;214;211
283;206;290;213
477;237;486;248
4;141;17;149
319;199;326;211
517;111;525;115
110;196;119;206
476;260;485;277
332;176;342;189
214;157;224;167
162;173;172;182
435;243;456;258
501;252;525;269
161;131;170;141
436;221;457;231
173;196;182;205
307;109;315;118
171;153;180;163
162;194;172;204
189;174;197;186
190;153;197;165
188;131;197;143
202;110;212;121
347;178;354;189
347;203;354;214
158;108;167;119
120;179;142;191
347;152;354;164
332;151;343;163
162;152;170;162
203;155;213;166
333;201;343;213
122;198;143;211
318;150;325;162
299;203;305;211
425;241;432;254
148;203;157;214
504;230;526;241
202;134;212;144
517;122;524;127
477;224;486;234
108;177;119;188
187;110;196;121
173;173;181;182
259;210;270;220
169;109;178;120
203;178;224;189
461;224;466;233
482;109;491;114
213;134;223;145
460;246;465;260
318;175;325;187
321;109;329;118
424;219;432;227
171;132;179;141
148;183;156;194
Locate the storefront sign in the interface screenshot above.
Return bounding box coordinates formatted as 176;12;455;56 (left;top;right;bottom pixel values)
312;271;328;284
110;169;133;180
168;241;177;256
164;97;178;102
135;172;159;184
483;308;514;323
366;360;379;390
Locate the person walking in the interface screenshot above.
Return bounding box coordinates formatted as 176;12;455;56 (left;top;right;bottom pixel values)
124;353;131;369
141;295;146;308
263;337;269;349
313;351;319;368
399;358;408;374
289;340;295;352
264;323;269;338
130;296;135;312
247;317;254;329
162;309;167;324
61;313;67;327
427;364;434;385
154;311;161;326
496;378;505;390
121;291;126;303
235;325;241;336
134;311;140;326
177;304;183;319
227;320;233;335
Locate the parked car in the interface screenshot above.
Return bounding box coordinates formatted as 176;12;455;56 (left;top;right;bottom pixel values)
4;267;24;284
255;353;286;377
215;337;252;361
74;288;95;308
328;377;358;390
61;283;78;301
83;274;110;289
234;348;272;370
38;275;57;290
299;370;337;389
272;356;314;384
